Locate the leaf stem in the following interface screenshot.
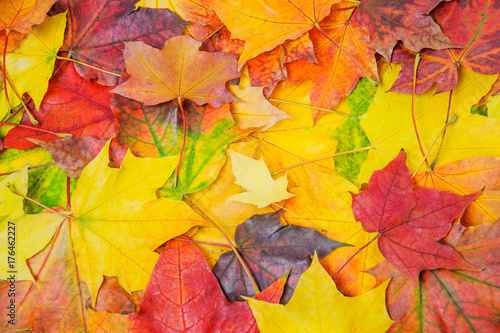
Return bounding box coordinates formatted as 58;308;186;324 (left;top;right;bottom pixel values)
267;98;351;117
314;23;378;86
173;237;232;249
3;30;10;110
171;98;187;188
0;121;72;137
333;233;380;279
0;162;57;177
2;72;38;125
412;114;458;179
66;176;71;209
8;185;72;219
56;56;121;77
430;90;454;170
200;24;225;44
182;195;260;294
411;53;429;169
270;145;372;176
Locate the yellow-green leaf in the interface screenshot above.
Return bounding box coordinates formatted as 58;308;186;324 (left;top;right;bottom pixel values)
0;12;66;119
228;150;294;208
8;140;206;304
246;253;393;333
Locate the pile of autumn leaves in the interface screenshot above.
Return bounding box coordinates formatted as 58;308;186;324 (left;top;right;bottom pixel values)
1;0;500;332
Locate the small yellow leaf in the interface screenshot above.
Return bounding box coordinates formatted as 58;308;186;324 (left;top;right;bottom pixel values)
228;150;294;208
229;84;291;131
246;254;394;333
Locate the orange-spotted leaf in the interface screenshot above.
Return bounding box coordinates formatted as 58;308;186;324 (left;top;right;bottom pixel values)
111;35;239;107
352;151;478;281
351;0;457;61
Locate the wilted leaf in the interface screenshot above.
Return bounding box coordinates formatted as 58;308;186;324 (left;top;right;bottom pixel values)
0;13;66;118
375;220;500;332
213;210;348;302
206;0;341;67
415;156;500;225
352;151;478;281
112;35;239;107
351;0;456;61
87;240;283;332
51;0;188;85
246;253;393;333
28;137;107;178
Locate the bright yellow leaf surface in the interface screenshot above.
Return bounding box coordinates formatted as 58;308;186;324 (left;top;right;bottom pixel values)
246;254;393;333
188;141;273;267
206;0;341;67
250;79;342;189
0;12;66;119
8;140;206;304
359;64;500;184
0;165;30;278
0;164;27;223
284;168;384;296
228;150;294;208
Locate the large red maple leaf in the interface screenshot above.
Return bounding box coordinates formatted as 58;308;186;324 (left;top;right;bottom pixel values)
351;151;478;281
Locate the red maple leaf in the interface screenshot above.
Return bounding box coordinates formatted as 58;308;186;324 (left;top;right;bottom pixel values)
351;151;478;281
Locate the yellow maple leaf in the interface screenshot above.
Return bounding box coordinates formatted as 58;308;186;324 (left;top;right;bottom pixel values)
359;64;500;184
3;140;206;305
206;0;341;68
188;141;273;267
229;68;291;131
284;168;384;297
228;150;294;208
246;253;394;333
0;12;66;119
